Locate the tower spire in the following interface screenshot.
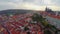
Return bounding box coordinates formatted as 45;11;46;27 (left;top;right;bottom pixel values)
45;6;48;11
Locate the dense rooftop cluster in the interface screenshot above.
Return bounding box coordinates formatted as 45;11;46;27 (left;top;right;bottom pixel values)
0;13;43;34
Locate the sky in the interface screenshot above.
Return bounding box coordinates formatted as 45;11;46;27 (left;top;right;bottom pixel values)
0;0;60;11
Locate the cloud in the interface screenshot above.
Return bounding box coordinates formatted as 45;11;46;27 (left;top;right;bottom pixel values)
19;3;45;10
43;0;53;5
0;0;60;11
52;0;60;6
48;5;60;11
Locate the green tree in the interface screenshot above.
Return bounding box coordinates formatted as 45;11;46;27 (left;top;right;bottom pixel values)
31;13;48;26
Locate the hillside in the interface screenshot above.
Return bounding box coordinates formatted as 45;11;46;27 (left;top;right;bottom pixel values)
0;9;34;15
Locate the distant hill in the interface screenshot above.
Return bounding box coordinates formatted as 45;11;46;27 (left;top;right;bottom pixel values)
0;9;34;15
